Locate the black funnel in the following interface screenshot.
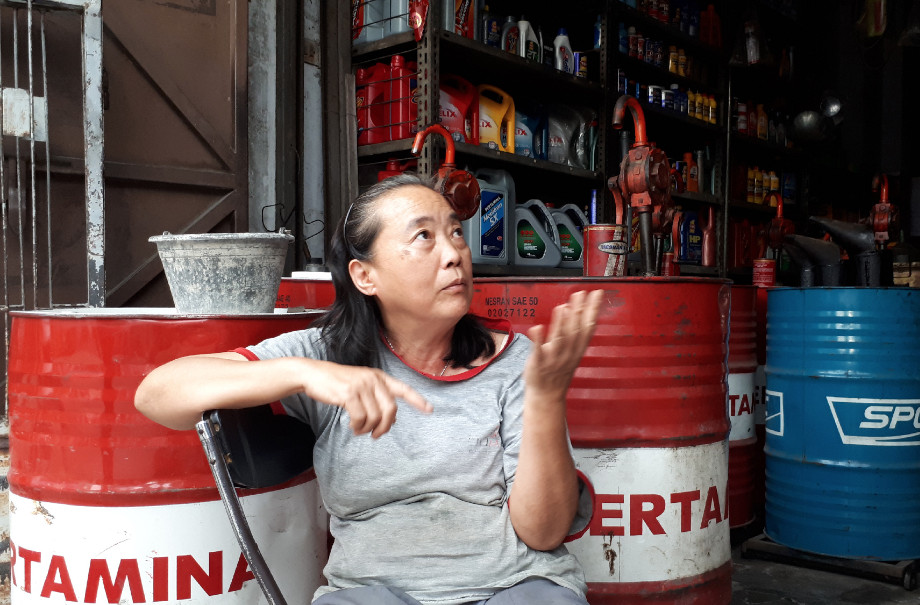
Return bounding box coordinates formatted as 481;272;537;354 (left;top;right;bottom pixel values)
809;216;875;255
854;251;882;286
782;240;816;287
785;234;843;286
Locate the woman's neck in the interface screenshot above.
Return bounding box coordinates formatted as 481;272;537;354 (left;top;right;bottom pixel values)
382;321;454;375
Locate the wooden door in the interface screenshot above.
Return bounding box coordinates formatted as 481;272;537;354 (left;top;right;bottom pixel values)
102;0;249;306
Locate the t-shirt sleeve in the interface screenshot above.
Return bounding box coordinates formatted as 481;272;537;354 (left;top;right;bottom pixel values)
498;339;594;541
241;327;332;431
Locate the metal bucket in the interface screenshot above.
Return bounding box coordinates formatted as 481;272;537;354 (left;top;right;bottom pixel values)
727;286;758;528
765;287;920;560
583;225;628;277
7;308;328;603
276;272;336;309
470;277;732;604
150;232;293;314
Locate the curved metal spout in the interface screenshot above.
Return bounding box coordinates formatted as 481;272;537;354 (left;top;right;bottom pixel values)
764;192;784;218
412;124;456;167
873;173;889;203
612;95;648;146
767;196;794;252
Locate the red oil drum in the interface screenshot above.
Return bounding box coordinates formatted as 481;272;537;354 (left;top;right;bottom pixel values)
7;309;328;604
727;286;758;528
276;271;336;309
471;277;732;605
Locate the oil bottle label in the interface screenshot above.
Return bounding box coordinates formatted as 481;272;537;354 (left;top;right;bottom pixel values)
514;123;533;157
480;191;506;257
439;98;467;142
517;218;546;259
558;224;582;261
525;40;540;62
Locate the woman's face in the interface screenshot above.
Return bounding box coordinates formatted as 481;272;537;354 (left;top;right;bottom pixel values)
357;185;473;327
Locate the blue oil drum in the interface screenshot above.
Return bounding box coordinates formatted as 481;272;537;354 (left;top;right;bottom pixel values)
764;287;920;560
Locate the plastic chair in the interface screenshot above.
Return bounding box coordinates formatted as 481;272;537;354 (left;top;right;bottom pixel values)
197;405;317;605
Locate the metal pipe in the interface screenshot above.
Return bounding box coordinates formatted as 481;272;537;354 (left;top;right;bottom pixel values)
653;233;665;276
28;0;38;308
41;11;51;304
197;418;289;605
0;8;8;310
13;8;26;308
612;95;648;146
412;123;456;167
638;212;655;276
874;173;889;203
83;0;106;307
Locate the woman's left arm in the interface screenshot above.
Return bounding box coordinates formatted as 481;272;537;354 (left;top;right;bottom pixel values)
509;289;603;551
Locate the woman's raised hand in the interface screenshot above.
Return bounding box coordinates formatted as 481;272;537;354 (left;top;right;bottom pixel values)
523;289;604;403
305;360;431;438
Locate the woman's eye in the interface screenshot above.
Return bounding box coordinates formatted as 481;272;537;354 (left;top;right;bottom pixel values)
453;226;464;237
414;230;430;241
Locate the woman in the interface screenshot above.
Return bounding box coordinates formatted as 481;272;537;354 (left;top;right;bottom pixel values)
135;174;603;604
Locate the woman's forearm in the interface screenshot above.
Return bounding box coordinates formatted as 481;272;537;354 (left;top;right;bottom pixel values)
509;390;579;551
134;353;308;430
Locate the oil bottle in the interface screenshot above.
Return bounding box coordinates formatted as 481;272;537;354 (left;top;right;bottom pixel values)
514;199;562;267
466;168;515;265
551;206;585;269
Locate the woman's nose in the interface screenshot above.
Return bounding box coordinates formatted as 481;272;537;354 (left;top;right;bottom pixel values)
443;237;464;266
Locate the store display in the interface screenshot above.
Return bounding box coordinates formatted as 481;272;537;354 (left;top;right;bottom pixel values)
514;199;563;267
377;158;418;181
517;16;540;61
552;205;587;269
478;84;515;152
513;106;548;159
500;15;518;53
356;62;391;146
352;0;386;44
442;0;478;38
468;168;515;265
389;0;412;36
389;55;418;140
439;73;479;144
480;4;500;46
553;28;576;75
350;0;826;281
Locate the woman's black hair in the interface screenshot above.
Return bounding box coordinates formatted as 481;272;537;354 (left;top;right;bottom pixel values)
314;173;495;369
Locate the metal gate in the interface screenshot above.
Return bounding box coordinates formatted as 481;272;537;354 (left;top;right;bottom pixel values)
0;1;249;596
1;1;102;594
1;0;104;312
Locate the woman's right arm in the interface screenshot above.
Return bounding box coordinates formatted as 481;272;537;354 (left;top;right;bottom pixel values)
134;353;431;434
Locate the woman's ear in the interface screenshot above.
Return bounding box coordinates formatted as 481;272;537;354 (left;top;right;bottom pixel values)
348;259;376;296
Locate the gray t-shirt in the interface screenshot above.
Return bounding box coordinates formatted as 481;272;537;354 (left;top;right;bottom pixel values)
246;323;589;605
